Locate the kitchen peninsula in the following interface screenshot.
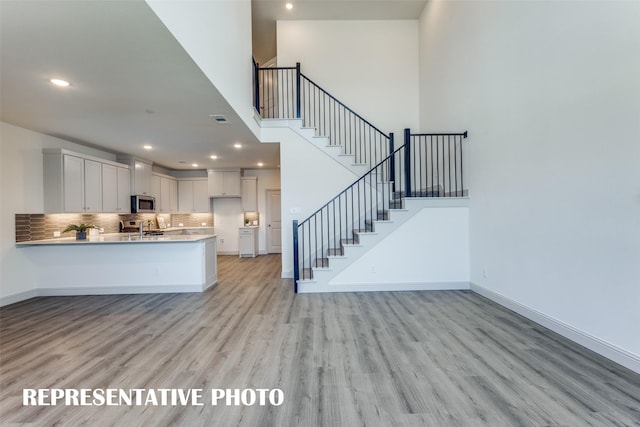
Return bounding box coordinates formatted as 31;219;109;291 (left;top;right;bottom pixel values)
16;234;217;296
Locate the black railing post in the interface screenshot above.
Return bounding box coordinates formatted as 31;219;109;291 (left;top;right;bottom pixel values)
295;62;301;119
404;128;411;197
253;60;260;115
292;220;300;293
389;133;395;193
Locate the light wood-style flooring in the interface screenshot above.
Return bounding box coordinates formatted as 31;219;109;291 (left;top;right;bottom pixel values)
1;254;639;426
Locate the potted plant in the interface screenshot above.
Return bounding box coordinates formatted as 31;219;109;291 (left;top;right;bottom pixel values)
62;223;98;240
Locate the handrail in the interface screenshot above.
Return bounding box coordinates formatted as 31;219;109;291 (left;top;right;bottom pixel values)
293;128;469;287
299;73;389;139
254;62;390;167
299;135;398;227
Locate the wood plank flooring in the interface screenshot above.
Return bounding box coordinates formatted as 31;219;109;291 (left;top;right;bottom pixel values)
1;254;639;426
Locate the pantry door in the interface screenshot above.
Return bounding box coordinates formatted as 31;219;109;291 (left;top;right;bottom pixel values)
265;190;281;253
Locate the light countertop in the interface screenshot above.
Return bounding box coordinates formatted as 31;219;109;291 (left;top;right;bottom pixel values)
16;233;216;247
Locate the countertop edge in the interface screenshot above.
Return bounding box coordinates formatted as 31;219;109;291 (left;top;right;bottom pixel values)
16;233;217;247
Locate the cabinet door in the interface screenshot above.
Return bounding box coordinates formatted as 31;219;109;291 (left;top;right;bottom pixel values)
208;170;240;197
241;177;258;212
151;174;161;201
169;178;178;212
193;180;210;212
178;180;194;212
159;177;172;213
84;159;103;212
208;170;224;196
134;160;152;195
63;155;84;212
151;174;167;212
102;163;118;212
117;167;130;213
223;171;241;196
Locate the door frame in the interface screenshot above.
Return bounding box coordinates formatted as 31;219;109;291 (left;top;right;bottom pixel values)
265;188;281;254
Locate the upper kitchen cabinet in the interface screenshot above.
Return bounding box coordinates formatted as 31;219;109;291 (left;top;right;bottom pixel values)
43;149;129;213
241;177;258;212
208;169;241;198
152;172;178;213
178;178;209;212
102;163;131;213
133;160;152;195
116;155;153;196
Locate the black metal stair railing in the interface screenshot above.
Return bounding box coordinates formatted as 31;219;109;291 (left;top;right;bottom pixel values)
403;129;468;197
254;61;390;167
292;129;468;291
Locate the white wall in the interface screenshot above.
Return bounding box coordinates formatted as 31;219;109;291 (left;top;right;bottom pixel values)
330;206;469;288
261;125;361;277
277;20;419;137
243;168;281;254
0;122;117;305
145;0;259;137
419;1;640;369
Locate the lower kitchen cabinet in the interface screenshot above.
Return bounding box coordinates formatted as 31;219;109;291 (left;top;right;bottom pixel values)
239;227;258;258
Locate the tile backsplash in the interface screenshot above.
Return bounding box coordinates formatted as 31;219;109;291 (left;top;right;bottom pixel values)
15;213;213;242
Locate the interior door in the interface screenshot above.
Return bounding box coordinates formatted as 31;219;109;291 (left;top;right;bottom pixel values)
266;190;281;253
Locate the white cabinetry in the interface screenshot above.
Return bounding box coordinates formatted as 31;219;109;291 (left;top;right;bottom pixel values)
178;179;210;212
241;177;258;212
208;169;241;198
168;178;178;212
116;155;153;197
63;155;102;212
82;159;103;213
44;149;129;213
151;174;161;201
239;227;258;258
133;160;153;195
151;173;178;213
102;163;131;213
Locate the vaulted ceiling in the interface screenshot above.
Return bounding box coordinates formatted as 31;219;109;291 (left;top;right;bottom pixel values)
0;0;426;171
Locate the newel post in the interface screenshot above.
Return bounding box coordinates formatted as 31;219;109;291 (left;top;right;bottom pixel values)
404;128;411;197
292;220;299;293
388;133;395;193
253;59;260;114
295;62;301;119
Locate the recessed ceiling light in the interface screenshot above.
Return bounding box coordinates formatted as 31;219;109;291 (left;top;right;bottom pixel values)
192;163;199;168
143;145;153;150
285;3;293;10
257;162;264;167
210;155;218;160
234;143;242;149
50;78;70;87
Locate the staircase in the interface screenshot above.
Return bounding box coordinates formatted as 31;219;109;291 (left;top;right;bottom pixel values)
253;61;391;171
254;61;469;293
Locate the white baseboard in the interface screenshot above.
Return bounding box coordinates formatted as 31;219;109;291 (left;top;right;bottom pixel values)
37;284;205;296
282;270;293;279
0;284;217;307
217;251;239;256
0;289;38;307
470;283;640;374
299;281;469;293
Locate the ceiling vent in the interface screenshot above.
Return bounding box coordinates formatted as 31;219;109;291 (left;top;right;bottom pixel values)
210;114;229;124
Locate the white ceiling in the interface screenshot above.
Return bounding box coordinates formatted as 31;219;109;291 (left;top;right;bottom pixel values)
1;0;426;171
252;0;428;64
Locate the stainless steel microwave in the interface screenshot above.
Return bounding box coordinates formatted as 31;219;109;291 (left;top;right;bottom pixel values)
131;195;156;213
